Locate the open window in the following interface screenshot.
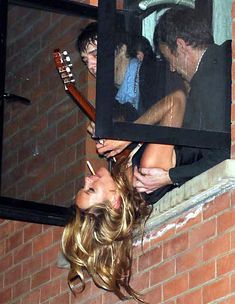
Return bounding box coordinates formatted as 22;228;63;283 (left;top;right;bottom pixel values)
95;0;231;149
0;0;98;225
0;0;232;226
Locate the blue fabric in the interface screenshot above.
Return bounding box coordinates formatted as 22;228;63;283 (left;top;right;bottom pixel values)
116;58;141;110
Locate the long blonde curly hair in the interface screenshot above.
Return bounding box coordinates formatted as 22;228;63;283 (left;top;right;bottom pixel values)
61;160;152;302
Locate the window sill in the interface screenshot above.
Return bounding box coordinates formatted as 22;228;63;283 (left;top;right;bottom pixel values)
145;159;235;233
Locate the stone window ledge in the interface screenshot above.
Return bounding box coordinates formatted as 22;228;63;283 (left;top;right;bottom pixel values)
145;159;235;234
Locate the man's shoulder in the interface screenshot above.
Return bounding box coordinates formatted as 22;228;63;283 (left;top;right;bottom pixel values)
206;40;231;57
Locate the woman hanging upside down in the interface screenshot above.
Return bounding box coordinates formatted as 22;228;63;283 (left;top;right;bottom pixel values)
61;87;185;303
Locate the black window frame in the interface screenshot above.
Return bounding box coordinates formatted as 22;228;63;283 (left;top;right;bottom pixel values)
95;0;230;149
0;0;231;226
0;0;98;226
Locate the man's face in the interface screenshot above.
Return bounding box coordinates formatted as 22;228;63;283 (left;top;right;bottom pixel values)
80;41;97;77
159;43;191;82
80;41;129;87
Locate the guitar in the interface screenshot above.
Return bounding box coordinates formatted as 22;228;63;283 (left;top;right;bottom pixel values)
53;49;96;122
53;49;131;162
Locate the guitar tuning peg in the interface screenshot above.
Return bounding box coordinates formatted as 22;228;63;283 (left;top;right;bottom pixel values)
67;63;73;67
65;56;71;62
65;67;71;73
63;51;68;56
71;79;75;83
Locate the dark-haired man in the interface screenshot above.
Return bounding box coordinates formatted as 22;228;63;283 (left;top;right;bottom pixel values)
133;7;231;197
77;22;186;162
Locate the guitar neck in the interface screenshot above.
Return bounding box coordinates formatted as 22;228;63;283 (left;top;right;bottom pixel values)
66;83;96;122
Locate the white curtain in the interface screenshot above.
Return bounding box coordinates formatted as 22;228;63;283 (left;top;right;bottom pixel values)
213;0;232;45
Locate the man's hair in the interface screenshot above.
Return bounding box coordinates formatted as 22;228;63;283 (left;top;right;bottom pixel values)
61;158;152;302
154;7;214;53
77;21;151;60
132;35;155;61
77;22;98;54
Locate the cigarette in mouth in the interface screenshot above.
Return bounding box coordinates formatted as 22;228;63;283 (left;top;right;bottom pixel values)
86;160;95;175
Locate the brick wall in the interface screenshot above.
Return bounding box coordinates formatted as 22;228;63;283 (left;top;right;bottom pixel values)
0;1;235;304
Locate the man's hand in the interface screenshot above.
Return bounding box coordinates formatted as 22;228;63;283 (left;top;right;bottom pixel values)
133;166;172;193
96;139;131;158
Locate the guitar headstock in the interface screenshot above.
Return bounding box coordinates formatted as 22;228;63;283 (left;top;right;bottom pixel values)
53;49;75;90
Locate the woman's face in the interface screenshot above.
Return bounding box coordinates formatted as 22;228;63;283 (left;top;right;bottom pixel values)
114;44;129;87
75;167;118;210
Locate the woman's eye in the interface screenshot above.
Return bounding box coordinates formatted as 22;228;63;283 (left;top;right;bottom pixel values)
88;187;95;193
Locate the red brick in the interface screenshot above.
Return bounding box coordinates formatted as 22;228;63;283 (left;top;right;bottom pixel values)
33;230;53;253
14;242;32;264
0;254;13;272
231;273;235;290
189;219;216;247
130;271;149;292
42;243;60;266
175;210;202;233
217;251;235;275
0;287;12;304
203;233;230;261
176;247;203;273
203;277;230;303
217;209;235;233
176;288;202;304
52;225;63;239
231;190;235;205
138;245;162;272
4;264;22;286
189;261;215;288
57;112;77;136
66;124;87;146
40;278;61;302
46;138;66;159
13;277;30;298
0;221;15;241
21;289;40;304
22;254;42;277
23;224;42;242
163;274;188;301
150;260;175;286
0;240;5;256
49;263;65;279
218;295;235;304
150;223;175;248
87;295;106;304
163;233;188;259
45;171;65;195
54;181;76;205
31;266;51;289
102;289;121;304
203;192;230;220
143;286;162;304
55;146;76;171
6;231;23;252
65;160;85;182
50;292;70;304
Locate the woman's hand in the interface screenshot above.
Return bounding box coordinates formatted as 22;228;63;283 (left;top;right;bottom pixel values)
87;121;96;136
133;166;172;193
96;140;131;158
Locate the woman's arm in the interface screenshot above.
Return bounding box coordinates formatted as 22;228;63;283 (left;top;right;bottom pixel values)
139;89;185;170
96;89;186;158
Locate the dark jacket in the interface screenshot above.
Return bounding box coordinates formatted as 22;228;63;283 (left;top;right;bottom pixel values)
169;40;231;185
